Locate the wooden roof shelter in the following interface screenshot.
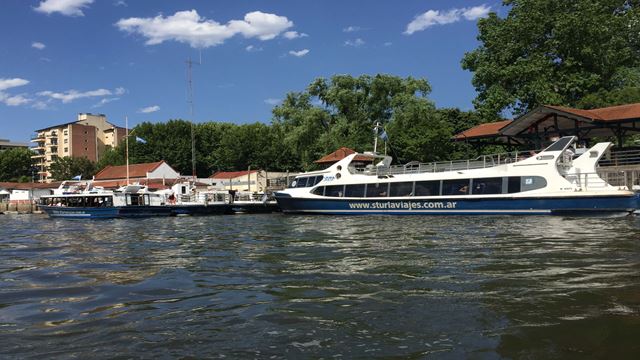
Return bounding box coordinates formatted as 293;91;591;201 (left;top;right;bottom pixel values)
454;103;640;148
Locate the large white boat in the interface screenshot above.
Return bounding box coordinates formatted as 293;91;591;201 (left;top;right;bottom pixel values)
274;136;639;215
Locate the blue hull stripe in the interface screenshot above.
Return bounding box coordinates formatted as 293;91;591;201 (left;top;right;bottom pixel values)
275;194;639;215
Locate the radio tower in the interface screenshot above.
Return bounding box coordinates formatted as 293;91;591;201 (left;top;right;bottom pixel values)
186;55;200;180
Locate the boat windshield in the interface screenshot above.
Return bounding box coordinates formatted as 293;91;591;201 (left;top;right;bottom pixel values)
41;195;113;207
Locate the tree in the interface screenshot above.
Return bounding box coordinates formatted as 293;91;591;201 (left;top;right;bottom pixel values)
95;147;125;172
272;74;435;169
49;156;96;181
0;148;34;182
462;0;640;119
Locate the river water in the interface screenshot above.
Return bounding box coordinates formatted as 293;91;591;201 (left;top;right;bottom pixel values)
1;214;639;359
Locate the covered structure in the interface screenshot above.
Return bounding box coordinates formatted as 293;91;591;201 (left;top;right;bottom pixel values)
315;147;377;168
454;103;640;148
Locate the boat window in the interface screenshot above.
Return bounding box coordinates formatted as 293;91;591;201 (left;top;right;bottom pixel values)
311;186;325;196
310;175;323;187
442;179;470;196
295;177;308;188
365;183;389;197
325;185;344;197
344;184;365;197
389;182;414;197
544;137;573;152
472;177;503;195
414;181;440;196
521;176;547;192
508;177;521;193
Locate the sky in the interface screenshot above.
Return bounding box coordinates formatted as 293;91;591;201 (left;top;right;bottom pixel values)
0;0;503;142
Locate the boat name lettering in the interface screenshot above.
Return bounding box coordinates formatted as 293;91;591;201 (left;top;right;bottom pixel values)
323;175;335;182
348;201;457;210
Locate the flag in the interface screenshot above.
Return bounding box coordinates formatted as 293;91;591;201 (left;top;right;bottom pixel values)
379;130;389;141
72;175;82;180
136;136;147;144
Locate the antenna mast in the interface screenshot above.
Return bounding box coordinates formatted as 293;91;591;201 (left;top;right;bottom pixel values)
186;56;199;180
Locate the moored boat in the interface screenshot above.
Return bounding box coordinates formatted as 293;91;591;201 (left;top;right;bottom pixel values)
274;136;639;215
38;182;231;219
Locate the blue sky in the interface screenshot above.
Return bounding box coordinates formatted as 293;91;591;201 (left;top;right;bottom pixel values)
1;0;502;142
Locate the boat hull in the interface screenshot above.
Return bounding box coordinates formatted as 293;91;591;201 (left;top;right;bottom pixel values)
39;205;172;219
275;193;640;215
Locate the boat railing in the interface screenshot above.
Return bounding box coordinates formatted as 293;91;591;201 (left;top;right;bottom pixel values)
353;150;537;176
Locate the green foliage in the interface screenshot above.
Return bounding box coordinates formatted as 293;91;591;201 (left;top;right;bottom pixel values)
110;74;484;174
273;74;438;169
49;156;96;181
463;0;640;118
96;147;125;172
0;148;34;182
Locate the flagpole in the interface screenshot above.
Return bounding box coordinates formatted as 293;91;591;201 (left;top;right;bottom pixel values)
125;115;130;186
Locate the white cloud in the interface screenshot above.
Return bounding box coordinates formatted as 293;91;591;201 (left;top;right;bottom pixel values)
344;38;365;47
404;4;491;34
245;45;263;52
289;49;309;57
114;0;127;6
32;101;50;110
32;42;46;50
283;31;308;39
462;5;492;20
343;26;361;33
0;78;32;107
138;105;160;113
384;42;393;47
34;0;94;17
116;10;293;48
0;78;29;91
37;88;120;103
114;87;126;95
92;97;120;108
0;93;31;107
264;98;281;105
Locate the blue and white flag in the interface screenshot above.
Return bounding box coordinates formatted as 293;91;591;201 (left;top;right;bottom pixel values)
136;136;147;144
379;130;389;141
72;175;82;180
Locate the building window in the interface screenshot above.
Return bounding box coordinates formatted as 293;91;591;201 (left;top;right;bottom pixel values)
64;147;68;153
64;139;68;144
63;130;68;135
84;131;88;135
84;147;88;151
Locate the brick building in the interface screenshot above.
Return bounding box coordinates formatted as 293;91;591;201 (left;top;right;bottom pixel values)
31;113;126;182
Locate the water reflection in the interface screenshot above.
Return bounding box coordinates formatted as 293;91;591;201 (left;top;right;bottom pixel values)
0;214;639;358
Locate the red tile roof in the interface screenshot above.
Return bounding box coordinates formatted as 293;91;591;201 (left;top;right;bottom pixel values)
315;147;375;164
0;181;62;190
210;170;258;179
453;120;512;140
546;103;640;121
94;161;165;180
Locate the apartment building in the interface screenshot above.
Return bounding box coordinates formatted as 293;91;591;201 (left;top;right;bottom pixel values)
31;113;126;182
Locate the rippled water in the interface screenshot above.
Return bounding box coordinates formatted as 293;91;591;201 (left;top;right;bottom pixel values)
1;214;639;359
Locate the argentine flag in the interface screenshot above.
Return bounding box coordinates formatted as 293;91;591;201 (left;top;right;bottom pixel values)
72;175;82;180
136;136;147;144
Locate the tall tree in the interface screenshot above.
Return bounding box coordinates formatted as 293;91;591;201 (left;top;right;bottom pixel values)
0;148;34;182
462;0;640;119
49;156;96;181
272;74;435;169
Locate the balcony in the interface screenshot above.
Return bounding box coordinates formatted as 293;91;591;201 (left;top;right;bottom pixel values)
31;153;45;159
30;135;45;143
